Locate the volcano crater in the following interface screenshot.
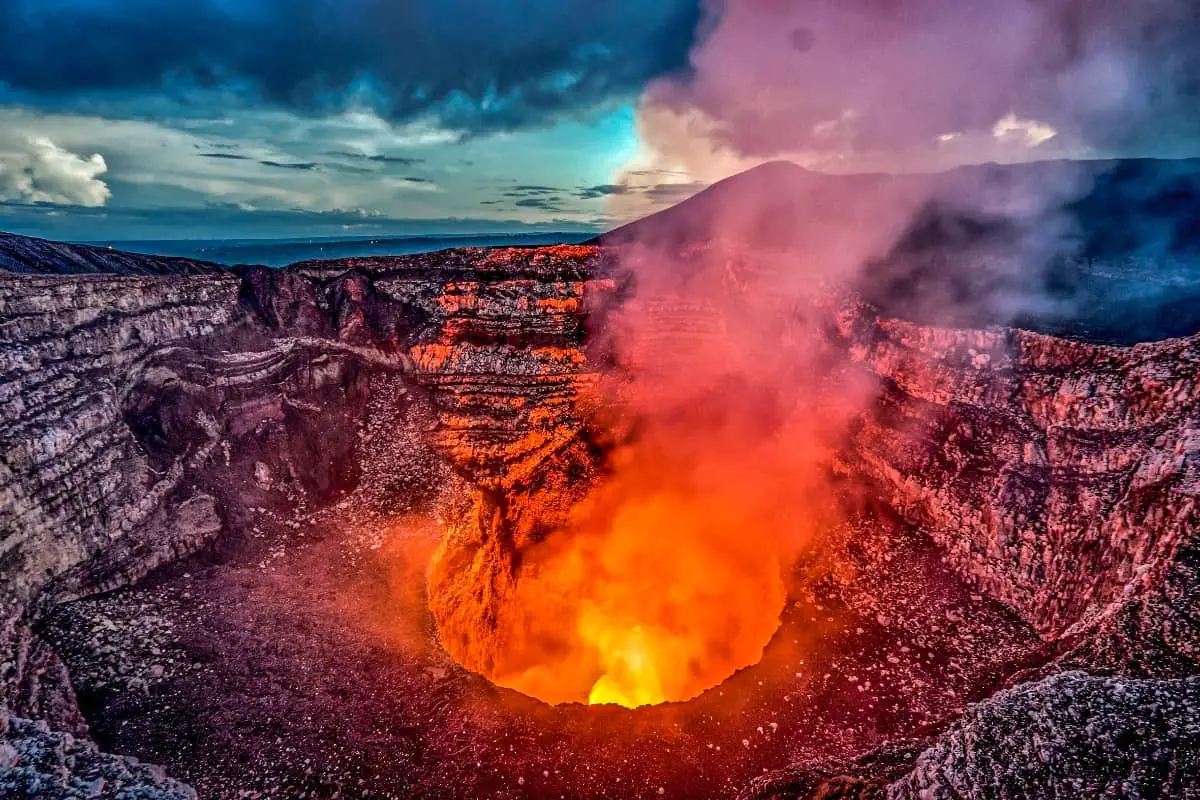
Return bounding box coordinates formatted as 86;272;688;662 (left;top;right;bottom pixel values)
2;227;1198;799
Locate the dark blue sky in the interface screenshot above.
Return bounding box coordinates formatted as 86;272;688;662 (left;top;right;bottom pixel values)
4;0;1200;241
0;0;703;239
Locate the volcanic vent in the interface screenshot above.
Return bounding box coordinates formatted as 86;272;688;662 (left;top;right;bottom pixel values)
422;230;874;709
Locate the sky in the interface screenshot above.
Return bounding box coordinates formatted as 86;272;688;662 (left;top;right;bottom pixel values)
2;0;1200;241
0;0;702;240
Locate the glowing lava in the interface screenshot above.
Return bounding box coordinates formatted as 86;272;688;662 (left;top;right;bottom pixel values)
425;251;850;709
550;481;789;708
583;624;666;707
429;435;794;708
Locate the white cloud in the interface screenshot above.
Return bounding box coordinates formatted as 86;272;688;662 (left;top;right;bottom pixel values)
991;114;1058;147
0;134;111;207
0;105;613;227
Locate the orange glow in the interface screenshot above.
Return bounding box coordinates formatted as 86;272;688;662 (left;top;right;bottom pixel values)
425;244;873;709
503;464;789;707
473;484;789;706
427;376;836;707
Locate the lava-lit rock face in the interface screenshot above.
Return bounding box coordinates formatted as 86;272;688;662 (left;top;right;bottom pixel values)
833;305;1200;670
2;228;1199;798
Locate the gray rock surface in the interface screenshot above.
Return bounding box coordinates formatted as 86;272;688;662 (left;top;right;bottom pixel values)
745;672;1200;800
889;672;1199;800
834;306;1200;671
0;709;196;799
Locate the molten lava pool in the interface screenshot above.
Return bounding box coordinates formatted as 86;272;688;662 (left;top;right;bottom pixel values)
430;480;790;709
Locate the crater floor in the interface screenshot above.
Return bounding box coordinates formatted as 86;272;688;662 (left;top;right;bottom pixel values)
42;493;1045;800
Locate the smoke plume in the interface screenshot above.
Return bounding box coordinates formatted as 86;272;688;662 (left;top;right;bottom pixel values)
431;1;1200;708
507;0;1200;707
638;0;1200;173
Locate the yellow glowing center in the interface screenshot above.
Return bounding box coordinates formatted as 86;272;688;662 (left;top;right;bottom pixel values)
586;626;667;707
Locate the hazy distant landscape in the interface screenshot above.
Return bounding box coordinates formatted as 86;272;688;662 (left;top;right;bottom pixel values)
88;232;597;267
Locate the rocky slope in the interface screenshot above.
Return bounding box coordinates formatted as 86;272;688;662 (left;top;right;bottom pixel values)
745;672;1200;800
0;233;224;276
0;709;196;800
0;235;617;795
1;228;1198;798
834;305;1200;672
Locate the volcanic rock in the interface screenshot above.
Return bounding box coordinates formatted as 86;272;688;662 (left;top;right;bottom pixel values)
0;708;195;799
745;671;1200;800
2;154;1200;800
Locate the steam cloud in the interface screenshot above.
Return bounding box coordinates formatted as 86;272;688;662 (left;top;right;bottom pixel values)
615;0;1200;337
640;0;1200;171
514;0;1200;706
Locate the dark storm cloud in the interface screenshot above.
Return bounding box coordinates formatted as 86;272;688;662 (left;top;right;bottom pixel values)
576;184;633;199
328;152;425;166
0;0;702;132
259;160;319;170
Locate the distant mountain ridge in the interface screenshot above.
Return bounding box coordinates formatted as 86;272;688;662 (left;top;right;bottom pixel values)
0;231;225;276
597;157;1200;255
94;232;597;268
596;157;1200;343
0;231;598;273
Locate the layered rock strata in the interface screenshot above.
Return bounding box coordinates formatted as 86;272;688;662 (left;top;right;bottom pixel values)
834;305;1200;672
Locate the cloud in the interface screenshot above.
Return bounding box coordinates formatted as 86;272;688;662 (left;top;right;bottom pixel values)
0;107;620;233
514;197;566;212
0;134;110;206
507;185;561;195
992;114;1058;148
327;151;425;167
259;160;319;170
0;0;702;134
576;184;634;200
635;0;1200;173
640;181;707;204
